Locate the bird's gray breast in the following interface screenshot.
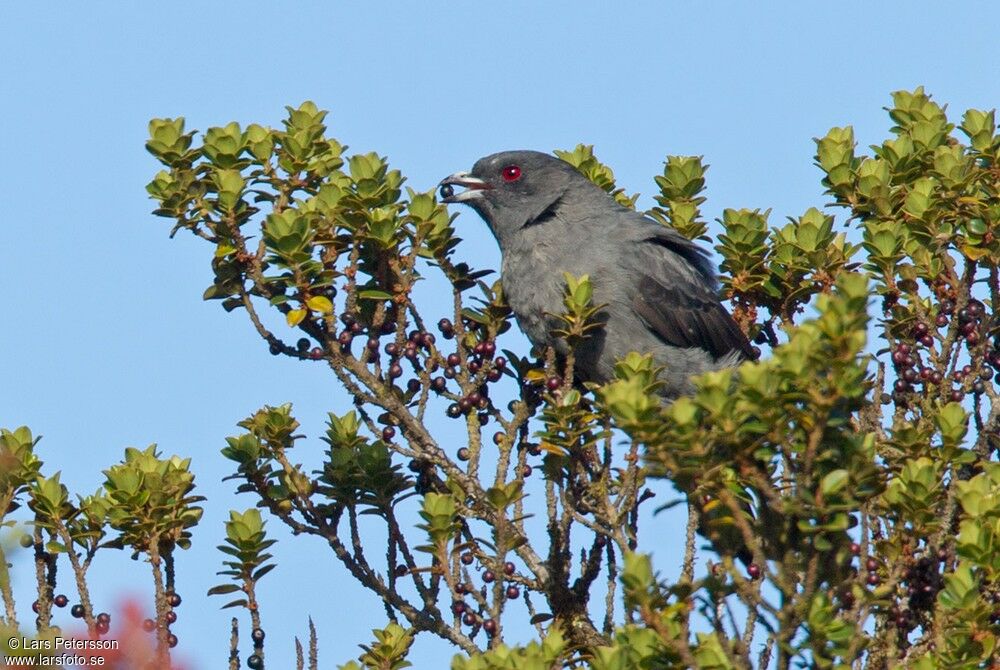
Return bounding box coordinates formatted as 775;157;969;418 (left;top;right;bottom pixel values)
500;236;568;353
499;221;619;378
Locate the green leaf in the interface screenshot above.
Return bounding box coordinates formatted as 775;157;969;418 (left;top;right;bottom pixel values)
820;469;849;497
358;289;394;301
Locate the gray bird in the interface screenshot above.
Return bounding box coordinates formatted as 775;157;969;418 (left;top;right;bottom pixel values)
438;150;753;398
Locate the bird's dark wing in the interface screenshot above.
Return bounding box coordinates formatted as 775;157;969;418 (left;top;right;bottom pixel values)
630;233;756;361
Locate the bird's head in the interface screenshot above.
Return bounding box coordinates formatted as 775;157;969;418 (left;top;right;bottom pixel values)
438;150;583;247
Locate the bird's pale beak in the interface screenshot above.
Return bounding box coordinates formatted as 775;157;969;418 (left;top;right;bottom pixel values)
438;172;492;203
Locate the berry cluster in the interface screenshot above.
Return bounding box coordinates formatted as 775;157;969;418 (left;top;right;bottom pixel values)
246;627;265;669
450;559;520;637
883;292;999;405
439;339;506;423
33;593;112;633
862;552;881;587
33;595;115;637
884;547;948;642
141;590;183;648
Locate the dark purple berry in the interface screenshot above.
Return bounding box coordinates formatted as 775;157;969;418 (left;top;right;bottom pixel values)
451;601;466;614
747;563;762;580
71;604;85;618
382;426;396;441
142;618;156;632
503;561;515;575
482;619;497;635
394;564;408;577
54;594;68;608
252;628;265;644
546;376;563;391
462;612;476;626
461;552;474;566
482;570;496;583
166;610;177;624
457;447;471;461
447;353;461;367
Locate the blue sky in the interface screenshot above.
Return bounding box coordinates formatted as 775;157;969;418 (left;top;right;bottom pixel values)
3;2;1000;667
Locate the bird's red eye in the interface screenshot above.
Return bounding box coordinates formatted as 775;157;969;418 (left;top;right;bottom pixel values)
501;165;522;182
